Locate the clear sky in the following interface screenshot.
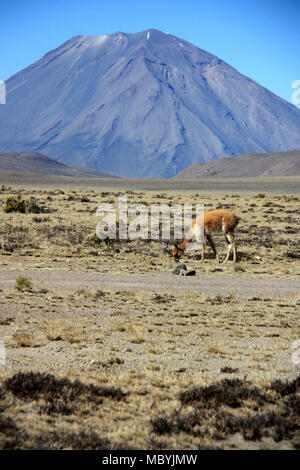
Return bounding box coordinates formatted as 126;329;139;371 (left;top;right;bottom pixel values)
1;0;299;105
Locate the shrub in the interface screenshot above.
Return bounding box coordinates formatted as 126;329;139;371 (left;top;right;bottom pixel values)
86;234;103;246
1;185;12;192
15;276;33;292
26;198;44;214
281;195;300;202
11;333;36;348
4;196;27;213
32;216;50;223
3;196;45;214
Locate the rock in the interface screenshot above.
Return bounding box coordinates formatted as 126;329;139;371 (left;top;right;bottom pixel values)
172;264;196;276
184;270;196;276
172;263;187;275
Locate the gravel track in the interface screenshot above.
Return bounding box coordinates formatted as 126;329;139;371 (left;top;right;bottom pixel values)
1;270;299;298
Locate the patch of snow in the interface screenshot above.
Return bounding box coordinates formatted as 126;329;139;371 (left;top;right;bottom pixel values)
91;35;109;47
147;32;150;40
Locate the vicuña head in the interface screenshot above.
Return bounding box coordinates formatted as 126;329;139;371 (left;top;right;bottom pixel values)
172;243;184;262
172;209;239;263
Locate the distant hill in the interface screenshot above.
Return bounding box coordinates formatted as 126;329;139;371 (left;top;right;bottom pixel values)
173;150;300;178
0;152;120;178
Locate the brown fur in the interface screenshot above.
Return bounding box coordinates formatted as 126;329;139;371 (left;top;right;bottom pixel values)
172;209;239;263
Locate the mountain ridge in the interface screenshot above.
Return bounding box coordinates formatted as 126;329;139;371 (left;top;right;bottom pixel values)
174;149;300;178
0;152;120;178
1;29;300;177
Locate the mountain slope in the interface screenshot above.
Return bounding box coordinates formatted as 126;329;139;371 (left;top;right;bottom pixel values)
174;150;300;178
0;152;119;178
1;29;300;177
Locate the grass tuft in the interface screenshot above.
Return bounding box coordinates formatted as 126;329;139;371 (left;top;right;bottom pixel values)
15;275;33;292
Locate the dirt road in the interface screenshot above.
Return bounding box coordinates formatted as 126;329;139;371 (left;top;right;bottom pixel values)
1;270;299;298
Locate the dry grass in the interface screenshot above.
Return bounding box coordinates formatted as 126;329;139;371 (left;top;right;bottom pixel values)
0;182;299;449
0;186;299;277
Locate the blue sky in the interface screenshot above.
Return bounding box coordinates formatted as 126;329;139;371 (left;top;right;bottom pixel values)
1;0;299;104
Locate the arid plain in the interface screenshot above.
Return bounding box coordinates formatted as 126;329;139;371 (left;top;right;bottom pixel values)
0;174;299;450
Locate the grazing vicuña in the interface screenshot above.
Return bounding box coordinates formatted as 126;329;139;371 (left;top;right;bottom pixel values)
172;209;239;263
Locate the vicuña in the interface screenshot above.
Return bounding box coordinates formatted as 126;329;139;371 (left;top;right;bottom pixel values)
172;209;239;263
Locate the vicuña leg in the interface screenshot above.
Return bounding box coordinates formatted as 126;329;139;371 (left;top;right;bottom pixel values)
200;236;206;262
207;234;220;262
223;232;236;263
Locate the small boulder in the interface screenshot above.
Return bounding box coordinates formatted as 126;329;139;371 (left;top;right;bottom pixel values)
172;263;187;275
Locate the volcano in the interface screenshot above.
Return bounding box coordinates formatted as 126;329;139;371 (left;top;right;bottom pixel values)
1;29;300;177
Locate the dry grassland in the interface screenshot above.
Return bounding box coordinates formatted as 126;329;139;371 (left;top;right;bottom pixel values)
0;181;299;449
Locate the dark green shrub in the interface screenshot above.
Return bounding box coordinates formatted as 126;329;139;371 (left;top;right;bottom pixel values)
3;196;45;214
86;234;103;246
4;196;27;213
26;198;44;214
